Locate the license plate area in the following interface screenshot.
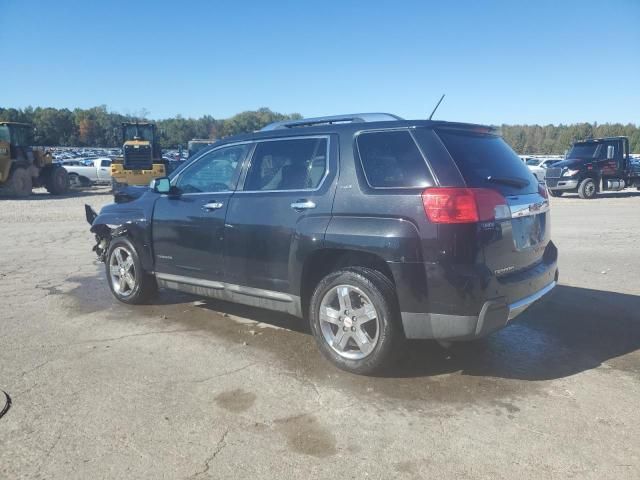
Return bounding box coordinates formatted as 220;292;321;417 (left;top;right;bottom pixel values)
512;213;546;250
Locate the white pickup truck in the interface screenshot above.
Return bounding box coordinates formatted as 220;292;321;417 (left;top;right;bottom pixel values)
63;158;112;186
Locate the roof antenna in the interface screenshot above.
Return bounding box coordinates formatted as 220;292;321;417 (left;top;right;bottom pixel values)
428;94;445;120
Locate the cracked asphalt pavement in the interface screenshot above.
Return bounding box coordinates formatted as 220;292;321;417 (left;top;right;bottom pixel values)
0;187;639;479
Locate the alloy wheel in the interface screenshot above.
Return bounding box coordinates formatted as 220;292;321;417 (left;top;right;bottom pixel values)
319;285;380;360
109;247;136;297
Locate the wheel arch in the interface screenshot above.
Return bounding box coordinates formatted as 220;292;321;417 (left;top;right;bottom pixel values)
296;215;426;318
299;248;396;320
90;212;153;271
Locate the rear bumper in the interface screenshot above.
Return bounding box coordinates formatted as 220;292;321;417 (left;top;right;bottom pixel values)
401;280;556;340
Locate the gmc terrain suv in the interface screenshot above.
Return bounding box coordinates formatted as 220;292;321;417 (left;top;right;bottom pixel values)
86;113;558;374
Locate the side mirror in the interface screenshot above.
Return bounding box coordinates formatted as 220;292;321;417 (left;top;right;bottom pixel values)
151;177;171;194
606;145;615;160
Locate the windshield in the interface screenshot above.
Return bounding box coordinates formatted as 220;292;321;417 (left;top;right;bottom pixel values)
123;125;154;142
0;126;9;143
526;159;541;166
568;143;603;160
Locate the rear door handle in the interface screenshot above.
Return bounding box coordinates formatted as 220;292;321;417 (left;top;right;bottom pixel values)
202;202;224;211
291;200;316;211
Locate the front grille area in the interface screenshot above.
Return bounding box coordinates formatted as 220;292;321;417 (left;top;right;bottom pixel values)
545;167;562;179
546;178;559;188
124;145;152;170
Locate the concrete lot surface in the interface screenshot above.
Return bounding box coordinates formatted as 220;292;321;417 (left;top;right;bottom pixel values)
1;188;639;479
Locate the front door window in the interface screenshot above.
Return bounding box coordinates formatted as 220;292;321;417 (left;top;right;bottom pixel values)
177;144;250;193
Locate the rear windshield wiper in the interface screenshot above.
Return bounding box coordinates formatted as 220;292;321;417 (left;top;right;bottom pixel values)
486;176;529;188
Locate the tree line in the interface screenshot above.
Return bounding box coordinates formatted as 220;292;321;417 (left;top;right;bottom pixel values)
0;106;302;149
0;105;638;153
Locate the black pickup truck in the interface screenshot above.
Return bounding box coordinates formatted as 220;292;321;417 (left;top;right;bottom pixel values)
546;136;640;198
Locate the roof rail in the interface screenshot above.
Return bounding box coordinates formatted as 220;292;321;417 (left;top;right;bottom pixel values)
260;113;403;131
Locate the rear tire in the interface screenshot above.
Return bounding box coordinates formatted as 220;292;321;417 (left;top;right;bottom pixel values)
3;168;32;197
105;237;157;304
309;267;402;375
44;166;70;195
578;178;597;199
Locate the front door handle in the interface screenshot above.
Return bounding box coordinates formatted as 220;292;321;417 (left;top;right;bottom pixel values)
202;201;224;211
291;200;316;211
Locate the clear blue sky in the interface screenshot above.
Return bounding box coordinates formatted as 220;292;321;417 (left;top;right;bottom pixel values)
1;0;639;125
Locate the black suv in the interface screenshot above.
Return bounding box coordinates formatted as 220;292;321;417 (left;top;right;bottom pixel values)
86;113;558;374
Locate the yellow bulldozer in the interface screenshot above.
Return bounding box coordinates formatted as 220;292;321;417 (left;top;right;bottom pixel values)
0;122;69;197
111;122;167;191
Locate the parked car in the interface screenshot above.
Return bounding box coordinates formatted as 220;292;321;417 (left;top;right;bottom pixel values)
86;113;558;374
523;158;563;182
65;157;112;186
524;158;545;181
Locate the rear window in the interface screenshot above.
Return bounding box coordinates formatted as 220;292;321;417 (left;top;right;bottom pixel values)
436;130;537;195
357;130;433;188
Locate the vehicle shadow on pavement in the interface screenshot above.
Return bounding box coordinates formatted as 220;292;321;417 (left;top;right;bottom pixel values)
66;274;639;383
185;284;640;381
395;284;640;380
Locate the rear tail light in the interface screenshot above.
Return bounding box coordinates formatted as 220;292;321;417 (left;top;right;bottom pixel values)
538;183;548;199
422;187;509;224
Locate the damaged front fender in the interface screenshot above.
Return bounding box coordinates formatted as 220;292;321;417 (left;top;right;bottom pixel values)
85;201;155;270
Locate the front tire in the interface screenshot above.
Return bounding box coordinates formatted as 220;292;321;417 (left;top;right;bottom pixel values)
106;237;157;304
44;166;70;195
549;190;563;197
578;178;597;199
309;267;401;375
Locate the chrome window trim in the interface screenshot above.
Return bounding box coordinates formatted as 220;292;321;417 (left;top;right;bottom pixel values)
354;127;437;190
169;140;254;195
237;135;331;194
177;191;235;197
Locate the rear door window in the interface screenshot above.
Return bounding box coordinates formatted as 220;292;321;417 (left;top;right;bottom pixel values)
356;130;433;188
243;137;328;191
436;129;537;195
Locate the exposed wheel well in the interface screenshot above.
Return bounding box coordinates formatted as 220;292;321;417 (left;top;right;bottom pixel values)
300;249;395;318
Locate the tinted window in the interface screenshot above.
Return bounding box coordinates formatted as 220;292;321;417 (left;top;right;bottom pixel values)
177;144;248;193
436;130;537;195
357;130;433;188
244;138;327;191
101;160;111;167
